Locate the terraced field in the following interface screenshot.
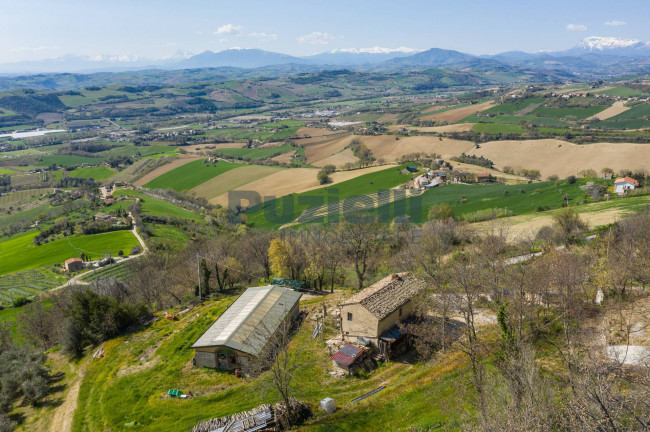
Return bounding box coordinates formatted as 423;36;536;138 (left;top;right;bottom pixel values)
79;261;134;283
0;268;65;306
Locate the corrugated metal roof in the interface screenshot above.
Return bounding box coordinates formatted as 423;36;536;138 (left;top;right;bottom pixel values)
331;344;364;367
191;286;302;356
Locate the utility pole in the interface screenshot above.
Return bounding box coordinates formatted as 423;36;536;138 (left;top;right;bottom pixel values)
197;253;201;299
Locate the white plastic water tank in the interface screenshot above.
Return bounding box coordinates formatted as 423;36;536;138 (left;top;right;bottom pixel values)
320;397;336;413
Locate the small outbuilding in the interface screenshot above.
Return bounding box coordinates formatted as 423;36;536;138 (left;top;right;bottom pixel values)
331;343;367;374
64;258;84;272
192;285;302;371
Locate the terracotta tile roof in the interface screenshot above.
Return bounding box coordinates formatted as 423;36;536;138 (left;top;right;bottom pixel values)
614;176;639;186
340;273;427;320
65;258;83;264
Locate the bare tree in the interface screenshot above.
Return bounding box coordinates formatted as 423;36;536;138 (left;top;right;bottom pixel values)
445;252;488;418
17;302;59;350
252;320;300;429
339;220;382;290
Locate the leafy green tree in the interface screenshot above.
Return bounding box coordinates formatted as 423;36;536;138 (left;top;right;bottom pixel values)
317;170;330;185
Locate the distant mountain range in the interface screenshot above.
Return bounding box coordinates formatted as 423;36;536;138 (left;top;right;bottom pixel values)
3;37;650;77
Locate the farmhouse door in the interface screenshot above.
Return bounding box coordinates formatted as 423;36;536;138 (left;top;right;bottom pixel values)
217;352;229;369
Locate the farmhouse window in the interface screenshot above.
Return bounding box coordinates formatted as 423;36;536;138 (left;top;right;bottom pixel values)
347;312;353;321
399;307;403;317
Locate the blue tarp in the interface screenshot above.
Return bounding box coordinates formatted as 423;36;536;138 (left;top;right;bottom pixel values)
380;326;405;342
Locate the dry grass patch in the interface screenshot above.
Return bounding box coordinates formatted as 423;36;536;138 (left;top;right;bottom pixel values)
587;101;630;121
388;124;476;133
475;204;640;243
307;134;474;166
470;139;650;178
210;164;395;206
294;127;341;138
191;165;283;200
421;101;495;122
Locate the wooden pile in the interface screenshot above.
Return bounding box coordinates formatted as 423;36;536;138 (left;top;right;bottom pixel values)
190;404;273;432
190;400;312;432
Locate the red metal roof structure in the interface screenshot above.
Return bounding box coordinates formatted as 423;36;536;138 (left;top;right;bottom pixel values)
331;344;364;367
614;176;639;187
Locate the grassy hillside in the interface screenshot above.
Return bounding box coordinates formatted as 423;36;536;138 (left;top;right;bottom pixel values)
69;165;115;181
0;230;139;275
143;160;244;191
377;179;602;222
246;165;412;228
112;189;203;221
70;296;468;432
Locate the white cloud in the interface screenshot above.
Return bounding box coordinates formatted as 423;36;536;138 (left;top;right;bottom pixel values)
333;46;420;54
11;45;61;54
219;38;229;43
214;24;243;35
566;24;588;31
297;31;335;45
249;32;278;42
605;20;627;26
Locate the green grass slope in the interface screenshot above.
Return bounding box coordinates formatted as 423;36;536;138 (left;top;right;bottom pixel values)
71;297;467;432
143;160;244;192
0;230;139;275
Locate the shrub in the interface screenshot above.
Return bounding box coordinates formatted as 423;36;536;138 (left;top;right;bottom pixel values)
317;170;331;185
12;296;31;308
428;203;454;221
460;208;513;223
566;175;577;184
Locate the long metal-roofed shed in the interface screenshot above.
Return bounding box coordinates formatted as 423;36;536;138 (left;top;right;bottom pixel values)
192;285;302;371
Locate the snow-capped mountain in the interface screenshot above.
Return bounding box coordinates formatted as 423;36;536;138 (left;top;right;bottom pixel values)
578;36;643;51
571;36;650;57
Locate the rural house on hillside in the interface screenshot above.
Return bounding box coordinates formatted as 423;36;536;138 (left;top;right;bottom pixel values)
192;285;302;371
339;273;426;359
64;257;84;272
614;176;639;195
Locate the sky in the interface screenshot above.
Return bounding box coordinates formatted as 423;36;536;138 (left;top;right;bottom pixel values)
1;0;649;63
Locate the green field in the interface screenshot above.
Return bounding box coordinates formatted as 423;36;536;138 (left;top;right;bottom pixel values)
596;103;650;129
0;230;139;275
0;268;65;306
213;145;295;160
376;179;609;223
100;143;178;158
69;165;115;181
531;105;607;120
246;165;413;228
472;123;527;134
36;155;103;168
113;190;203;221
143;160;244;191
481;97;544;115
593;86;648;98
